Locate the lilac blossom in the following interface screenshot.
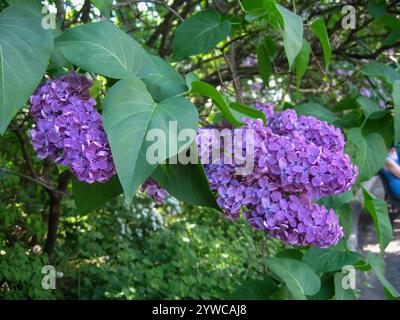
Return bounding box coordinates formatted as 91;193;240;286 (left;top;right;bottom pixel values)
251;82;263;91
197;105;357;248
29;72;116;183
30;72;168;203
241;54;258;67
245;192;343;247
269;109;345;153
140;178;169;203
360;87;372;98
334;68;353;77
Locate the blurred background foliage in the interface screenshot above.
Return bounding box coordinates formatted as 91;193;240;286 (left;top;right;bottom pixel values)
0;182;281;299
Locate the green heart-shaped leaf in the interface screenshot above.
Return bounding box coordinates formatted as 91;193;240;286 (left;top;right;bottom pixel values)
103;77;199;203
265;257;320;300
56;22;149;79
0;2;53;133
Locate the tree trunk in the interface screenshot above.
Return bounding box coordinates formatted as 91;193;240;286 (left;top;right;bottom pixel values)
44;195;62;256
44;171;71;256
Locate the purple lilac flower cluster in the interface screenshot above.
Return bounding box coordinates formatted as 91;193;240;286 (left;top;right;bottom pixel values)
29;72;115;183
140;177;169;204
198;105;358;248
30;73;168;202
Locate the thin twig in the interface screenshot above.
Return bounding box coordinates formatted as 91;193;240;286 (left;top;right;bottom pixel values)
12;129;37;178
115;0;184;21
0;168;66;194
310;49;331;87
211;49;225;90
365;76;388;103
221;46;243;104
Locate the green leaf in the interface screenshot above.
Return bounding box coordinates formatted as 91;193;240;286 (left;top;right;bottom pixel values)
378;14;400;29
56;22;149;79
6;0;42;10
229;102;266;124
365;253;400;299
362;114;394;148
346;128;386;182
303;247;361;273
172;9;231;60
295;103;339;123
103;77;199;203
141;55;187;102
360;63;400;85
72;176;123;214
308;274;335;300
52;27;73;71
89;79;103;99
57;164;69;174
91;0;114;19
337;203;353;239
263;34;277;60
337;110;362;129
0;3;54;133
268;286;293;300
310;18;332;69
383;28;400;46
362;188;392;253
256;35;276;85
333;273;356;300
295;39;311;94
393;80;400;143
275;4;303;68
190;81;242;127
265;257;320;300
357;97;387;120
242;0;269;22
151;160;218;208
368;0;386;18
317;191;353;210
333;97;358;112
256;45;272;86
185;72;199;91
276;249;304;261
228;277;278;300
353;259;372;272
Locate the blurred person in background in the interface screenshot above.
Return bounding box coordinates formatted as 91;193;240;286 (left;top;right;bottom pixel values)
382;144;400;200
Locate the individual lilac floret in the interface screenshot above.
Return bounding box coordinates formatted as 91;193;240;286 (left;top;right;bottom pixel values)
29;72;116;183
360;87;372;98
378;100;386;109
140;178;169;203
